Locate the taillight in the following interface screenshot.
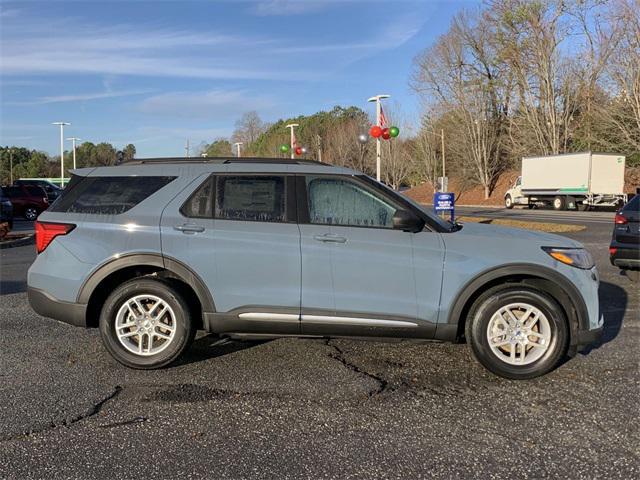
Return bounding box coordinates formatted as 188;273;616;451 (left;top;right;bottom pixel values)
35;221;75;254
609;247;617;256
614;213;628;224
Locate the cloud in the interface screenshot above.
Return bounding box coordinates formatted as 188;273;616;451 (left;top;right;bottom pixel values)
0;7;20;18
250;0;332;16
137;90;276;119
9;89;153;105
0;6;423;82
0;15;302;81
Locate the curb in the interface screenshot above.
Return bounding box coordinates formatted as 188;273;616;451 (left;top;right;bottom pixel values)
0;234;34;250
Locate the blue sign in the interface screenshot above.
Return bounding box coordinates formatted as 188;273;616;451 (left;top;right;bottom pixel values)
434;192;455;221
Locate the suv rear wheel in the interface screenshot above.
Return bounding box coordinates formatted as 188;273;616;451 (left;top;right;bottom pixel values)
99;278;196;369
465;286;569;380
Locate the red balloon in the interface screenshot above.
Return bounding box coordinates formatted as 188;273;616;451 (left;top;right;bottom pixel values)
381;128;391;140
295;147;303;156
369;125;383;138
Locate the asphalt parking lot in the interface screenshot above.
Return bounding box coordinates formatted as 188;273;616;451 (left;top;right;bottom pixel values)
0;217;638;478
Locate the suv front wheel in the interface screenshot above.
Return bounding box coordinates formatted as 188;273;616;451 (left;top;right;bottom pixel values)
465;286;569;380
99;278;196;369
24;206;39;221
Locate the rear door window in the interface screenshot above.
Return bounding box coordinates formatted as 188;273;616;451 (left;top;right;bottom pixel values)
215;175;286;222
50;175;176;215
3;187;21;198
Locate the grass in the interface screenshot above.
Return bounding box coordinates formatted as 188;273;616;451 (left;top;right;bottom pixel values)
456;216;586;233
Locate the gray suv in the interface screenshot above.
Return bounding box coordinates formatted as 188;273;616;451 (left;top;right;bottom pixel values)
27;158;603;379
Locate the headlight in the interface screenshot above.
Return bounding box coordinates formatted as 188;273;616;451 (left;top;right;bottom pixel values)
542;247;594;269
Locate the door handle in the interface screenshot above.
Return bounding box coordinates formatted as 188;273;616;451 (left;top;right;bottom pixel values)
174;224;205;234
313;234;347;243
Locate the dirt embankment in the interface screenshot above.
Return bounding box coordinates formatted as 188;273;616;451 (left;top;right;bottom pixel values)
405;167;640;206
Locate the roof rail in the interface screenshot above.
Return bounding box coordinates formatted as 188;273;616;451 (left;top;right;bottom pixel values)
120;156;329;166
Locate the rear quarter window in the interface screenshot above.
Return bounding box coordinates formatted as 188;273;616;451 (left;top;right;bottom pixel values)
50;175;176;215
26;186;45;196
622;195;639;212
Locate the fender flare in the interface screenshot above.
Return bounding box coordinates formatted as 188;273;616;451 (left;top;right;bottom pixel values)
445;263;589;339
77;253;215;313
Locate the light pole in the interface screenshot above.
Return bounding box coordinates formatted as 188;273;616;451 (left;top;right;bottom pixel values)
233;142;243;158
52;122;70;187
422;127;446;190
285;123;299;160
367;94;390;182
316;134;322;163
9;148;13;185
67;137;80;170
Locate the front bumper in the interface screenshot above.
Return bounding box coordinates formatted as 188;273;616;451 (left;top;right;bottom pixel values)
28;287;87;327
575;323;604;349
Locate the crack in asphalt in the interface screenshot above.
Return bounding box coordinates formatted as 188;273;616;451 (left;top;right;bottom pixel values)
325;340;388;397
98;416;147;429
0;386;123;443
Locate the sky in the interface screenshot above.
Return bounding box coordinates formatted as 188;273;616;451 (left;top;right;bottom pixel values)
0;0;478;157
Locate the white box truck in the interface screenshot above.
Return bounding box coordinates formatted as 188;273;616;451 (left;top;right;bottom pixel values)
504;152;627;210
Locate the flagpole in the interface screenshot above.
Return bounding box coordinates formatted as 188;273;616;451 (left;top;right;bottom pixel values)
367;94;390;182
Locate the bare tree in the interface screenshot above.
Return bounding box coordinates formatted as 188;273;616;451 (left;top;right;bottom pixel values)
232;111;266;149
323;118;374;174
383;139;414;189
597;0;640;151
569;0;621;150
413;9;511;198
489;0;580;155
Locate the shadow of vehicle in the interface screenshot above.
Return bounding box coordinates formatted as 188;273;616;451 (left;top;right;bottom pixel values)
580;280;627;354
0;280;28;295
175;334;269;367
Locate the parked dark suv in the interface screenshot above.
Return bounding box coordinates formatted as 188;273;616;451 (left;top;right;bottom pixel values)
610;194;639;279
1;185;49;220
14;179;62;203
0;189;14;228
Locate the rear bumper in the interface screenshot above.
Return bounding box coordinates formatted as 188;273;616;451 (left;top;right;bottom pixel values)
613;258;640;269
28;287;87;327
610;245;640;269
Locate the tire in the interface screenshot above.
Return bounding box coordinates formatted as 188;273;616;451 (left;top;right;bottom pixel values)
553;196;565;211
527;203;536;209
505;195;514;209
99;278;196;369
24;207;39;221
465;286;569;380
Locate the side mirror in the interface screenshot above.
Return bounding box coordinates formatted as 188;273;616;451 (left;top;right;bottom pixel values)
393;209;425;233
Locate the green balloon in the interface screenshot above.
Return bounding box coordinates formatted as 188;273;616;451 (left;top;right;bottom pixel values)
389;126;400;138
280;144;290;153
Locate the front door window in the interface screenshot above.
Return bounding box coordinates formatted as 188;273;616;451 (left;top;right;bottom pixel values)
305;176;399;228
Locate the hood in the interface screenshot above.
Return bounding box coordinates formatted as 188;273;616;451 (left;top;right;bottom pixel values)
453;221;583;249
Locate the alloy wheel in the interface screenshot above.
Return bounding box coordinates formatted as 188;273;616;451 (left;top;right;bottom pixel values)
115;294;177;356
486;302;553;366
